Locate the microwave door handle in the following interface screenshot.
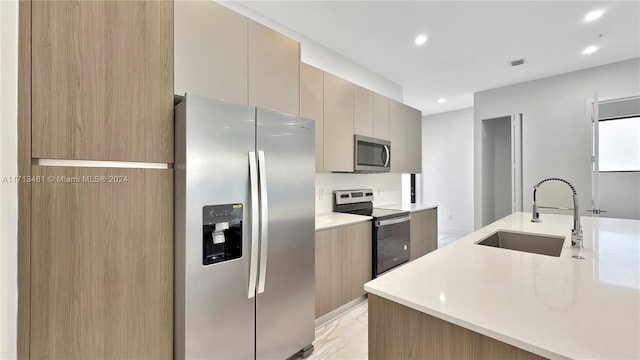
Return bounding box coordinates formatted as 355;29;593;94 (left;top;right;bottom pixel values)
376;215;411;227
383;145;390;167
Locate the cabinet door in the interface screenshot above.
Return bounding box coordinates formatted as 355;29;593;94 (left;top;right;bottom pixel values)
354;85;374;137
373;93;390;140
32;1;173;163
174;1;247;105
389;100;407;173
315;228;342;318
249;20;300;116
301;63;324;172
406;106;423;174
30;167;173;359
341;222;372;303
410;208;438;260
323;72;354;172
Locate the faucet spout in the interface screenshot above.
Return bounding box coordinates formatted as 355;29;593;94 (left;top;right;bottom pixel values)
530;178;583;248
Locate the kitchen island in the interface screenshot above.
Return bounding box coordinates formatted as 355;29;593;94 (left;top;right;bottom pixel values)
364;212;640;359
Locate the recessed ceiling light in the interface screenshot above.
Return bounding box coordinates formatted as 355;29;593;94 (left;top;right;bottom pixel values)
415;34;427;46
437;98;446;104
582;45;599;55
584;9;604;22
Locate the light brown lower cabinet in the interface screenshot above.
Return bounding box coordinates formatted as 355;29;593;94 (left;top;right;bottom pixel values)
315;222;371;318
30;166;173;359
368;294;546;360
410;208;438;260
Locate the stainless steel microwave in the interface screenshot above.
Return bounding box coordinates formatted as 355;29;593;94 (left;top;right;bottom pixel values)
354;135;390;173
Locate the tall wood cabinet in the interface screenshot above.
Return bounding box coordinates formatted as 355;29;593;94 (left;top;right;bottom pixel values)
390;100;422;174
31;0;174;163
315;222;371;318
20;1;174;358
300;63;324;171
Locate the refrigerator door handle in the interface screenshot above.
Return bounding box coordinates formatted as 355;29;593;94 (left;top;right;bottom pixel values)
257;150;269;294
248;151;260;299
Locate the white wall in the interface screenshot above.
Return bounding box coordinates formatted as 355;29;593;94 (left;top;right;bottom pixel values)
421;108;474;235
315;173;402;214
0;0;19;358
474;58;640;229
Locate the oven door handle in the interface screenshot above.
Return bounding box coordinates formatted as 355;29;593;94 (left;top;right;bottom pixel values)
375;215;411;227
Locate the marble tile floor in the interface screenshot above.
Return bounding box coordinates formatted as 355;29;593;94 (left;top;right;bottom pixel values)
301;300;369;360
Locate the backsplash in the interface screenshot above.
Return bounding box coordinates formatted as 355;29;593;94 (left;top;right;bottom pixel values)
315;173;403;213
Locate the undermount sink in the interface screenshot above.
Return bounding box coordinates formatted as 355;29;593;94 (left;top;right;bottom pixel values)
476;230;565;257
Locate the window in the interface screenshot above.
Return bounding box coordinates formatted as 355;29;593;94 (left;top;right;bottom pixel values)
599;117;640;172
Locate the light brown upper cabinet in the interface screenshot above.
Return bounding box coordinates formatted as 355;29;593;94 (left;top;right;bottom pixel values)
324;72;354;172
31;1;173;163
249;20;300;116
174;1;248;105
389;100;408;173
373;93;390;140
390;100;422;173
300;63;324;172
406;105;422;173
354;85;374;137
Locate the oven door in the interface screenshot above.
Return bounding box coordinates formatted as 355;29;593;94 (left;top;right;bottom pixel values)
373;215;411;276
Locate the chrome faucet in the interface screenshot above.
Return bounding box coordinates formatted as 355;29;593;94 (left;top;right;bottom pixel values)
531;178;583;248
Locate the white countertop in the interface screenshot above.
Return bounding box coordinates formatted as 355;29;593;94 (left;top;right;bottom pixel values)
365;212;640;360
315;212;372;231
376;202;437;212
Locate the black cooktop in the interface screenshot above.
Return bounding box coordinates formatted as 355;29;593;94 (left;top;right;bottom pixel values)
372;208;408;219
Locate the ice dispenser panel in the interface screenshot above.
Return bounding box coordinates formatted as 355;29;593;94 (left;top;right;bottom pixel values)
202;204;243;265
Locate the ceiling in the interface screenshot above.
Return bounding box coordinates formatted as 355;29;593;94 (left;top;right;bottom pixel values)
239;1;640;115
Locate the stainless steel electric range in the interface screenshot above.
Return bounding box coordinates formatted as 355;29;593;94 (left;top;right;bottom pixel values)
334;189;411;277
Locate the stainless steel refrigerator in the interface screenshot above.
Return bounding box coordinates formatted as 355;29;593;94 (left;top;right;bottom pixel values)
174;94;315;359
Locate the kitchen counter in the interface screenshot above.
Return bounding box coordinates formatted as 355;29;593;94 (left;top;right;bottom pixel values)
376;202;437;212
315;212;372;231
365;212;640;359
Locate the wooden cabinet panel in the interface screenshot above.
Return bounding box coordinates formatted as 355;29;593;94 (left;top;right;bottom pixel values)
373;93;390;140
341;222;372;303
406;106;423;173
30;167;173;359
354;85;374;137
410;208;438;260
315;228;342;318
389;100;407;173
32;1;173;163
174;1;247;105
324;72;354;172
249;20;300;116
301;63;324;172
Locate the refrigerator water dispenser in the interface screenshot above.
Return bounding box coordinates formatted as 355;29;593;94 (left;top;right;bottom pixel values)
202;204;243;265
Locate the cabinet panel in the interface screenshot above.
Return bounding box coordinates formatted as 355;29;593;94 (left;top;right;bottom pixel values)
301;63;324;172
249;20;300;116
174;1;247;105
410;208;438;260
373;93;390;140
315;228;342;318
30;167;173;359
389;100;407;173
324;72;354;172
406;106;423;173
341;222;372;303
32;1;173;162
354;85;374;137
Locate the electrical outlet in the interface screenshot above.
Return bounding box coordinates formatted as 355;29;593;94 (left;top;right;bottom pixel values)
319;188;324;200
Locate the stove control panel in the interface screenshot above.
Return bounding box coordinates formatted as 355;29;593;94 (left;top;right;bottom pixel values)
334;189;375;205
